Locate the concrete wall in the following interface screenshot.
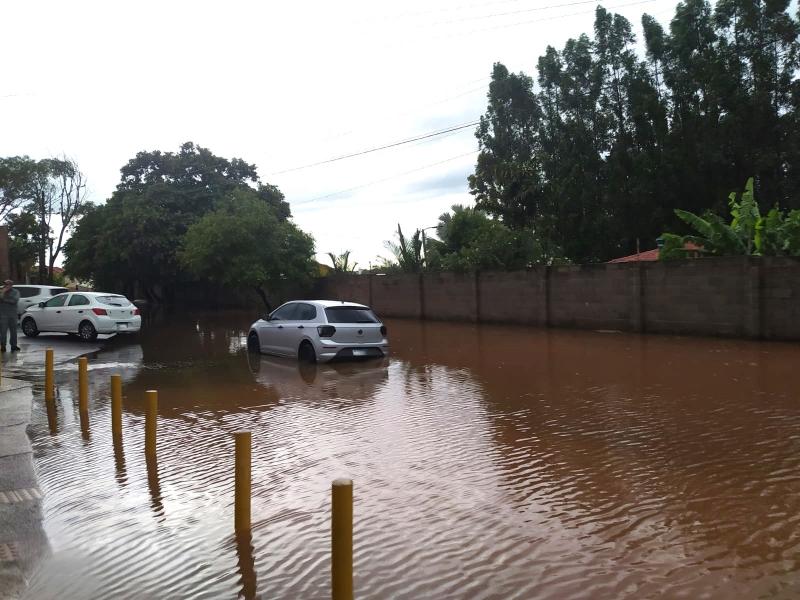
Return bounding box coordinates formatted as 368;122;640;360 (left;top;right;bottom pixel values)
318;257;800;340
478;270;547;325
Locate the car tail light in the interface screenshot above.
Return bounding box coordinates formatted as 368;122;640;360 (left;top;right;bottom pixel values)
380;325;387;336
133;308;140;316
317;325;336;338
92;308;108;316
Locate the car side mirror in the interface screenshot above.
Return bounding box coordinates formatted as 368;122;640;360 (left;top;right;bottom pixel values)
38;302;45;308
264;314;272;321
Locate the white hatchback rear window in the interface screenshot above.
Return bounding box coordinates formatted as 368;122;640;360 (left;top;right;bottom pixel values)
97;295;132;307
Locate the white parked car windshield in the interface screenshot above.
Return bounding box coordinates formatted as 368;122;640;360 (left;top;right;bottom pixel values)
325;307;379;323
97;295;132;307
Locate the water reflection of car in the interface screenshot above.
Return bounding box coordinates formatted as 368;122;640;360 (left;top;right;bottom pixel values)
21;292;142;341
248;353;389;401
247;300;389;363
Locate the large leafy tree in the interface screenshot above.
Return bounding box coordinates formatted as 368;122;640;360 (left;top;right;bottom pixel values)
180;189;315;309
0;156;89;282
425;205;556;271
470;2;800;263
64;142;297;301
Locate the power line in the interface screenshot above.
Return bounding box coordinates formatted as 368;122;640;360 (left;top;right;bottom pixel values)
273;120;479;175
294;150;478;208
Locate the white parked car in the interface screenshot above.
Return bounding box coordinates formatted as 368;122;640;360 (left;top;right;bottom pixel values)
247;300;389;363
14;284;69;317
21;291;142;341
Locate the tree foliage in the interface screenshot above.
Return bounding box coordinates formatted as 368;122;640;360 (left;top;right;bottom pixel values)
661;177;800;258
426;205;553;271
326;250;358;273
384;224;424;272
180;189;315;308
471;2;800;263
0;155;88;281
64;142;301;301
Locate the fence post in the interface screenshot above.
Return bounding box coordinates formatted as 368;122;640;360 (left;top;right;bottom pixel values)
234;431;252;532
332;478;353;600
78;357;89;412
145;390;157;457
111;375;122;441
45;348;54;402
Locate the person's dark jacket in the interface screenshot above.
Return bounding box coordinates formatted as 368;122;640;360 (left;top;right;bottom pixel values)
0;288;20;317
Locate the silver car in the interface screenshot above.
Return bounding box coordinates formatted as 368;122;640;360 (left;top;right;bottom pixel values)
247;300;389;363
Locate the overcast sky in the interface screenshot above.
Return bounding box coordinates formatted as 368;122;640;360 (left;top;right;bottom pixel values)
1;0;681;269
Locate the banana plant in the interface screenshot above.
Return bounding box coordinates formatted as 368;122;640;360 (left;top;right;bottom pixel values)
661;177;800;259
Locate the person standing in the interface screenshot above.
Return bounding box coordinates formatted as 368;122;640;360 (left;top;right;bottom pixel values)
0;280;20;352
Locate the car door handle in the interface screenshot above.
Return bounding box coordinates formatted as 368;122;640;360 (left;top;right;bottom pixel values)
277;325;283;329
78;310;84;313
297;325;304;329
56;310;61;313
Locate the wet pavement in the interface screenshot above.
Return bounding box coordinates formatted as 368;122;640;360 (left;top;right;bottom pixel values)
8;312;800;599
0;335;103;600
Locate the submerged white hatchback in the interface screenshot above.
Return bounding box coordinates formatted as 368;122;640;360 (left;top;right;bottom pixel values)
247;300;389;363
21;291;141;341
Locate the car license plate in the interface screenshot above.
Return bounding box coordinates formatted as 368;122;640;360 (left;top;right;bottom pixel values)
352;349;367;356
117;323;128;330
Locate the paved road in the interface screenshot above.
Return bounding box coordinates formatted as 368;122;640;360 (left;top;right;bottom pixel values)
0;337;103;599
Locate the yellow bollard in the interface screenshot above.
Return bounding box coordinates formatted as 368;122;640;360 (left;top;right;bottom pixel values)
45;348;54;402
78;357;89;412
111;375;122;442
145;390;157;457
234;431;252;532
332;478;353;600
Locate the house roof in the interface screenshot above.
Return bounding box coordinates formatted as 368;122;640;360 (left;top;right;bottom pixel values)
608;242;701;263
608;248;661;263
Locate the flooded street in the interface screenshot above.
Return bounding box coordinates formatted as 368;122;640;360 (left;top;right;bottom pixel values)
15;312;800;599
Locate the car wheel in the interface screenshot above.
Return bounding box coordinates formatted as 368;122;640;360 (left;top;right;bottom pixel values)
78;320;98;341
247;332;260;353
21;317;39;338
298;340;316;364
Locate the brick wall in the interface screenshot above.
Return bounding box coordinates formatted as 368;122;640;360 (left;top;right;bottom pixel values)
549;264;638;331
762;258;800;340
642;257;753;337
478;270;547;325
371;274;422;318
422;273;478;321
316;257;800;340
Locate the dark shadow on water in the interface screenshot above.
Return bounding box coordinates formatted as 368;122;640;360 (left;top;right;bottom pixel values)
79;409;90;442
113;436;127;488
45;399;58;435
145;454;164;519
235;531;259;600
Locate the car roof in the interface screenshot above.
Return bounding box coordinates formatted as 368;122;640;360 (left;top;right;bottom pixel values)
285;300;369;309
60;291;127;297
14;284;67;289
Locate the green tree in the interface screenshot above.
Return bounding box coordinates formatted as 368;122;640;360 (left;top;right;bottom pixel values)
384;224;424;272
426;205;557;271
469;2;800;263
0;156;89;282
65;142;293;301
180;189;315;309
6;210;40;280
469;63;546;231
326;251;358;273
661;177;800;258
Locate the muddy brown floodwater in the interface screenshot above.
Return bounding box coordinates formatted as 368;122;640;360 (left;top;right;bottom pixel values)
16;311;800;599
